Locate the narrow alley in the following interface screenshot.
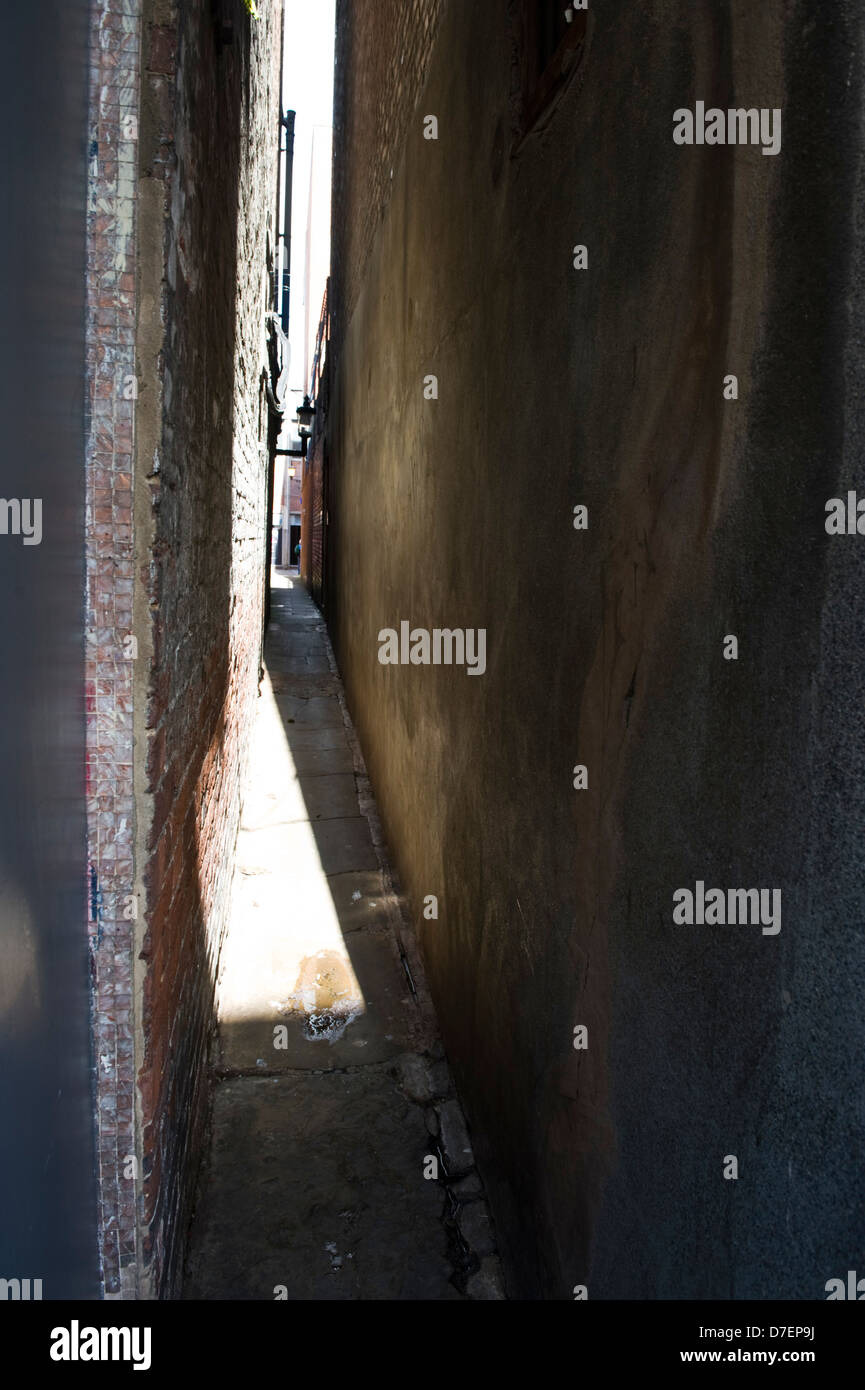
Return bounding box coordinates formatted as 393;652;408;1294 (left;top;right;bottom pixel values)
7;0;865;1330
182;573;502;1299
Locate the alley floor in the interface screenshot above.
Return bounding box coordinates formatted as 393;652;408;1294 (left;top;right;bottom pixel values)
182;572;504;1300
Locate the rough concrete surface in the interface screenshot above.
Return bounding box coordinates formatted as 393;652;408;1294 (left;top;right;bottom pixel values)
182;574;504;1298
327;1;865;1298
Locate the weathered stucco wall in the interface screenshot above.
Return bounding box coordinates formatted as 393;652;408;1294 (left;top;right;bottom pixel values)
329;0;865;1298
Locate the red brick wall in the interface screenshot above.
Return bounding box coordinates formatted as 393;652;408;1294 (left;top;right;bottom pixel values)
303;432;325;602
87;0;282;1298
136;0;281;1297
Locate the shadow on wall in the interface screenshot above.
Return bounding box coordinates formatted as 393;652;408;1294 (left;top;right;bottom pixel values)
136;0;264;1298
180;573;497;1300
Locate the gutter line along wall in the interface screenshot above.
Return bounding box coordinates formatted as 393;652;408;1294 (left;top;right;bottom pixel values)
88;0;282;1297
329;1;865;1298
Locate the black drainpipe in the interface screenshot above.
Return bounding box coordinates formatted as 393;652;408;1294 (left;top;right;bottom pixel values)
280;109;295;335
263;91;296;650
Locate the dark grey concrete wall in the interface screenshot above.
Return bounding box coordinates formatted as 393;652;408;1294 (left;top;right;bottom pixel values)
328;0;865;1298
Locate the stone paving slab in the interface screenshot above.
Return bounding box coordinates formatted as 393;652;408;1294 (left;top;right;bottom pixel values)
182;1071;463;1301
308;815;379;875
220;924;422;1071
325;869;393;931
272;693;344;725
267;639;328;660
289;744;356;776
183;575;503;1300
277;725;349;752
297;772;361;821
267;655;332;675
